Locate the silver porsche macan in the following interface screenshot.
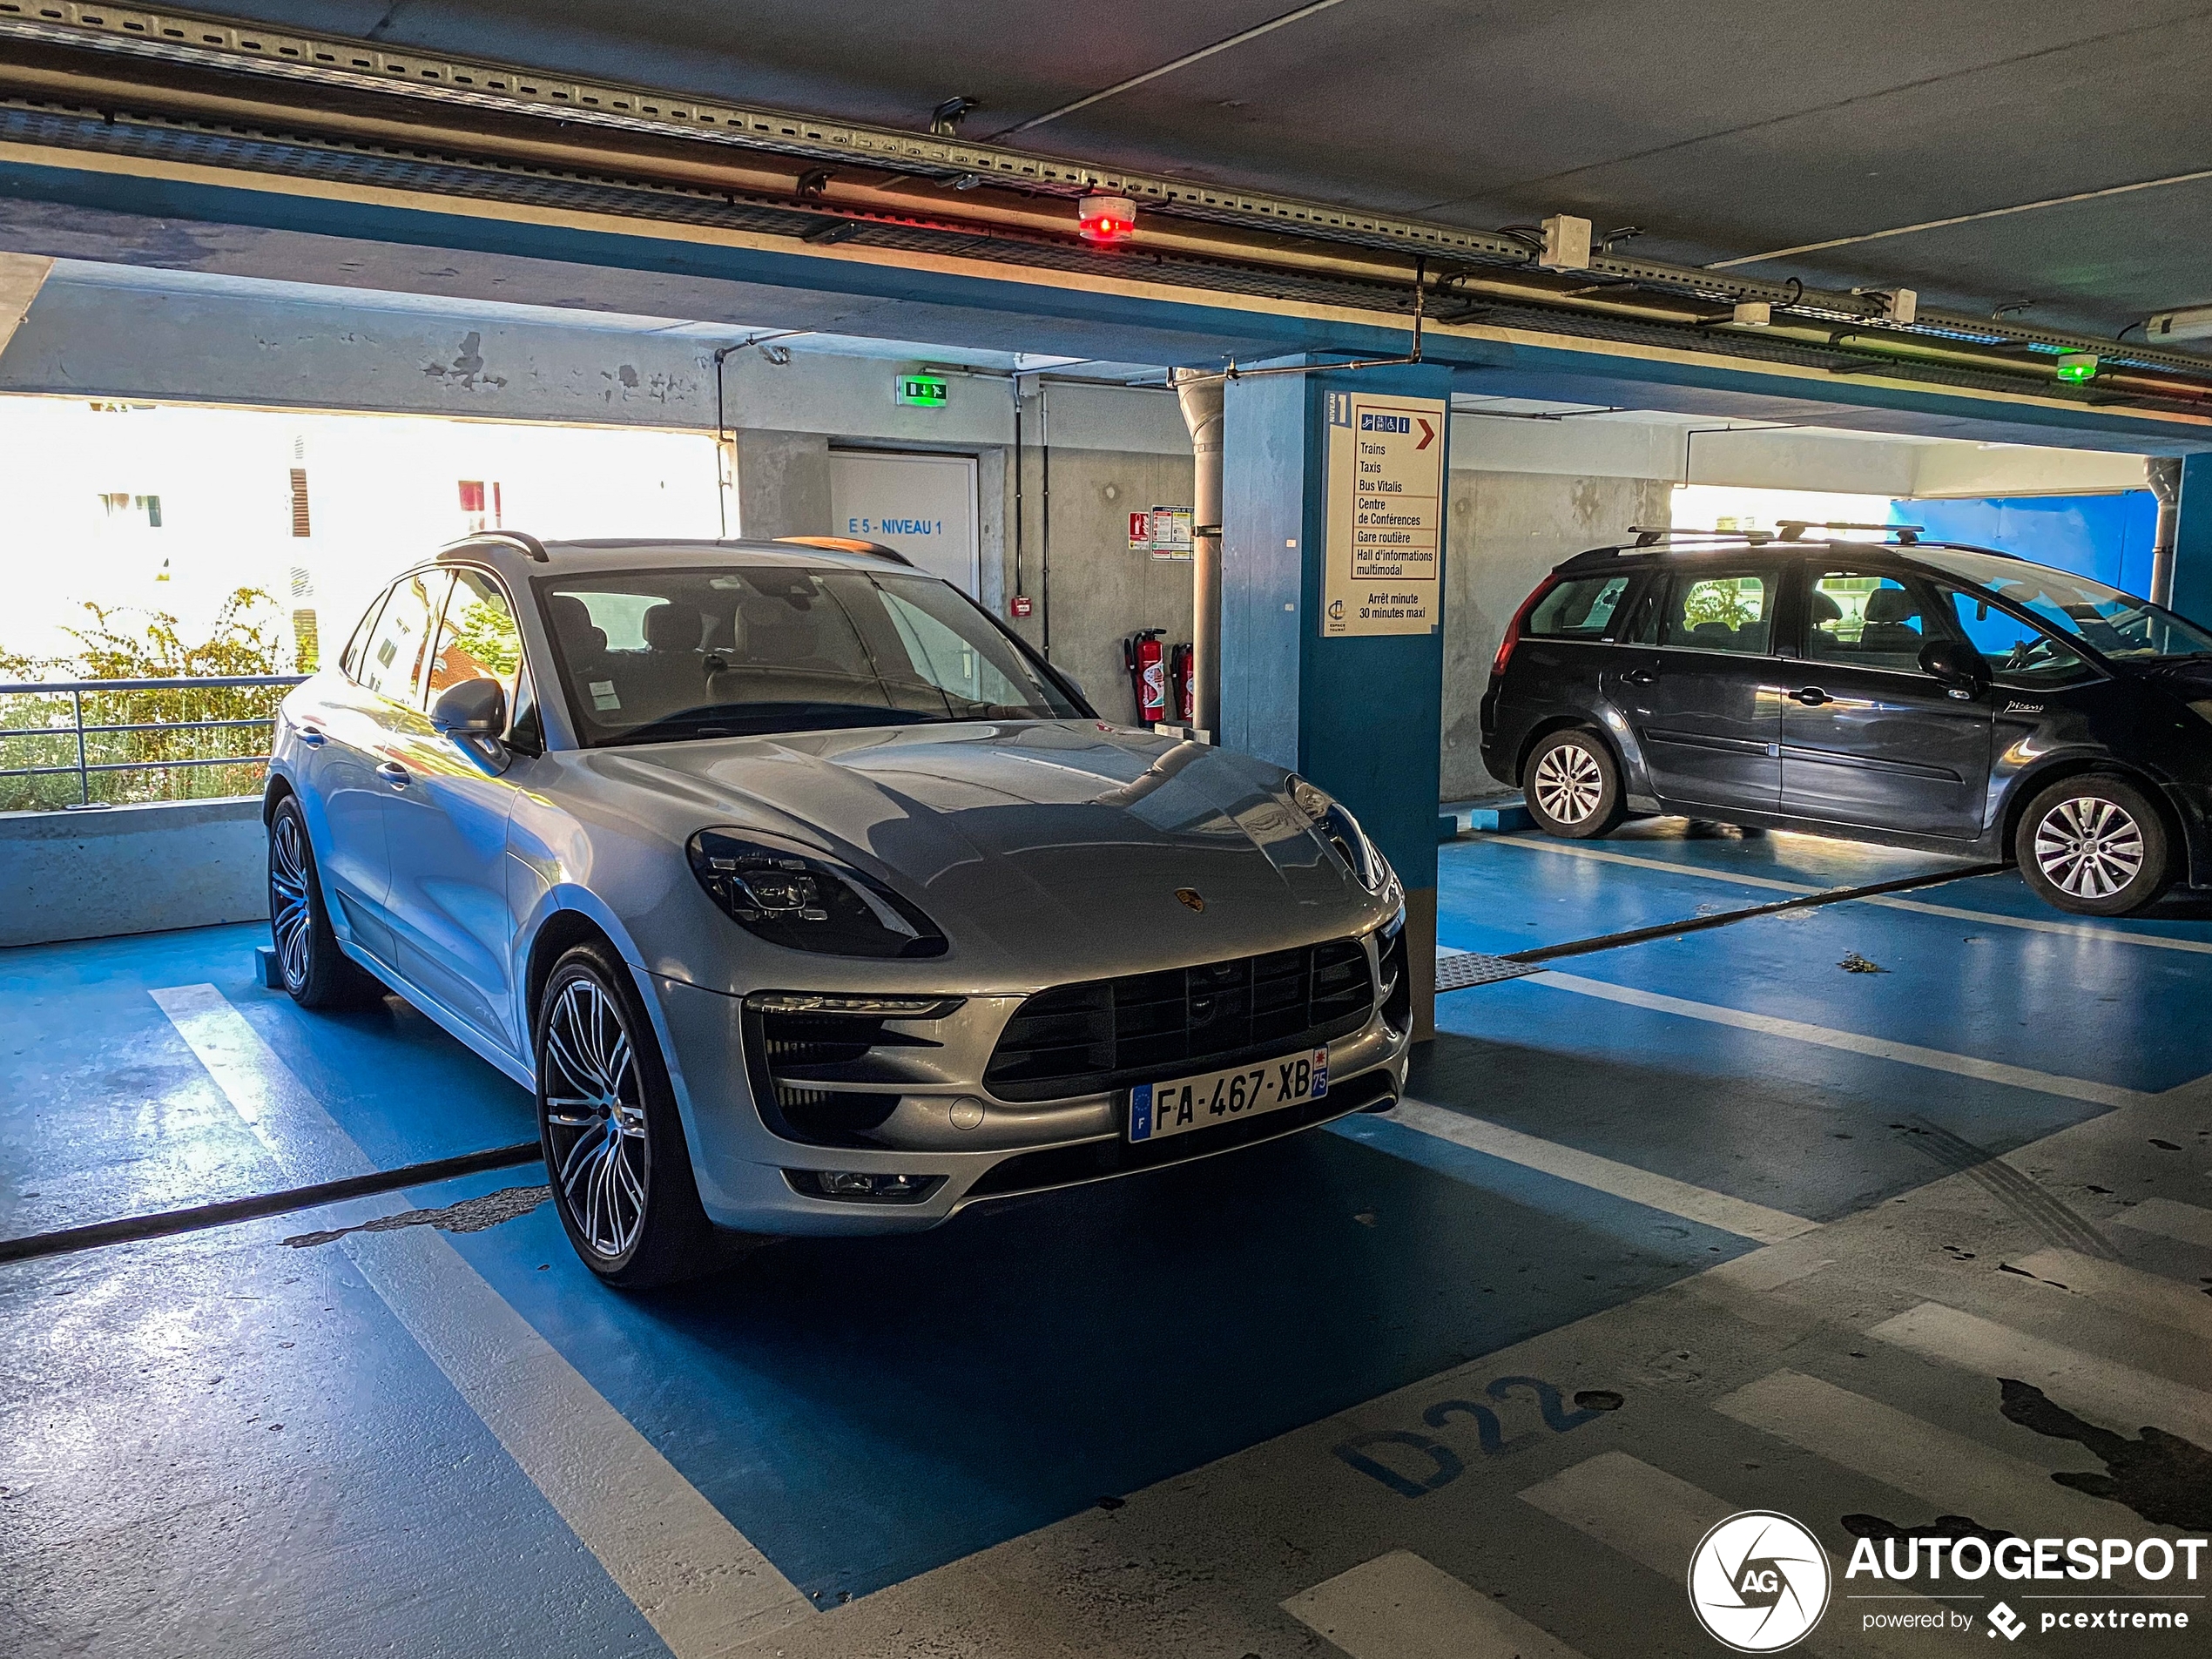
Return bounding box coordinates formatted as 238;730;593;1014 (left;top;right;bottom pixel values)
266;535;1413;1285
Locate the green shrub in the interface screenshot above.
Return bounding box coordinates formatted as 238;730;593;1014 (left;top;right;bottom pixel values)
0;589;295;812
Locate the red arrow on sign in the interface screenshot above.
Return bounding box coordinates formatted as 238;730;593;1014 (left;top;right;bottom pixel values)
1415;417;1435;449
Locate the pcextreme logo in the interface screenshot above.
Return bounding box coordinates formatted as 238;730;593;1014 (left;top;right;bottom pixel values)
1688;1511;1832;1652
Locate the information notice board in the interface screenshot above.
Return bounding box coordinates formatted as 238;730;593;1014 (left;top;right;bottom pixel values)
1322;389;1445;636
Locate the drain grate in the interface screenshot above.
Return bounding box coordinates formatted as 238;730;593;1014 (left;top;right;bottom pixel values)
1435;949;1541;992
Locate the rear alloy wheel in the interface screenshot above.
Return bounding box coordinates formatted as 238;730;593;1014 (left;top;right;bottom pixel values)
267;794;381;1008
2016;774;2171;917
536;943;725;1288
1523;728;1625;839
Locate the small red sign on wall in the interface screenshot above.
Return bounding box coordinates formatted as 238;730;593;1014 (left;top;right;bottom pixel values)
1009;595;1034;617
1128;511;1151;550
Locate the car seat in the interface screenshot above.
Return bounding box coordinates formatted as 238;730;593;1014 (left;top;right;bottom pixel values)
1860;586;1925;653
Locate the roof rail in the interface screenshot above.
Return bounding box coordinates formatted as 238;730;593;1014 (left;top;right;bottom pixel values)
1773;518;1923;543
442;529;549;563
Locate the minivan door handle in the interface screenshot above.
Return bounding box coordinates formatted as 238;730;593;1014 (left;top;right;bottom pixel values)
1620;667;1658;686
1790;686;1831;706
375;760;411;789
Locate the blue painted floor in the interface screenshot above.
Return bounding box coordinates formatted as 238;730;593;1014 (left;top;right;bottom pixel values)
9;813;2212;1651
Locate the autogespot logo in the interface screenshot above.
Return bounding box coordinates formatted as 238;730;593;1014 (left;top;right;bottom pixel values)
1689;1511;1833;1652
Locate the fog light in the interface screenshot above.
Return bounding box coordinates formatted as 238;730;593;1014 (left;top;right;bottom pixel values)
811;1170;933;1199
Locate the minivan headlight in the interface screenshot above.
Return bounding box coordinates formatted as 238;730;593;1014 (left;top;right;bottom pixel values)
687;830;948;958
1286;775;1396;897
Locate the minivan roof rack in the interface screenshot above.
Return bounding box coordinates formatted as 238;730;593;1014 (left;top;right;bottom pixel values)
1625;521;1925;550
442;529;549;562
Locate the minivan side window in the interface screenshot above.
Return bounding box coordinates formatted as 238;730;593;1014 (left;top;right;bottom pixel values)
1940;586;2097;691
1654;570;1776;655
1805;572;1939;672
1527;574;1632;640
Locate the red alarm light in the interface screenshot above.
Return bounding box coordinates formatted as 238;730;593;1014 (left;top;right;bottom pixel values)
1077;193;1137;245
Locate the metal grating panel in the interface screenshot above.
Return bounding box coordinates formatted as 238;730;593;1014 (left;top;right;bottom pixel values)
1435;949;1540;992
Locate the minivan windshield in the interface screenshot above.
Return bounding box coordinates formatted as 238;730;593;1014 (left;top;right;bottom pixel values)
1912;549;2212;662
538;564;1082;745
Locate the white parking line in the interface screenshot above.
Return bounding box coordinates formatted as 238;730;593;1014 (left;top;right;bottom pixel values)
2111;1196;2212;1250
1520;1452;1946;1659
1489;834;2212;954
1713;1368;2117;1537
1283;1550;1589;1659
1389;1099;1820;1244
1870;1300;2212;1444
2005;1247;2212;1341
1528;970;2148;1109
149;983;813;1654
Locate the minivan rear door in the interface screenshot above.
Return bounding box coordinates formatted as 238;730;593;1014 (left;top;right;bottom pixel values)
1606;563;1784;813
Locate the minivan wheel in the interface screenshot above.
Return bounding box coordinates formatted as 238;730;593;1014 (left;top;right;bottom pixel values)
536;942;726;1289
267;795;382;1008
1523;729;1626;839
2015;774;2171;917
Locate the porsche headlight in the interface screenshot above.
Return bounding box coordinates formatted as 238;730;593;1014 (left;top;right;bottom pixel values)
686;830;948;959
1286;774;1395;897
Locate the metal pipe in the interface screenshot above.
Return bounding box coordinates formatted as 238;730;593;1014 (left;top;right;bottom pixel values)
1173;368;1226;738
2148;457;2182;606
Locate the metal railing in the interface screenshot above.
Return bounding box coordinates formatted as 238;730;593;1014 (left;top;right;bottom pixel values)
0;675;309;812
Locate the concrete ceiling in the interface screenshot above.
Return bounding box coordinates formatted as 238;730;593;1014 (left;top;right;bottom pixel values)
178;0;2212;343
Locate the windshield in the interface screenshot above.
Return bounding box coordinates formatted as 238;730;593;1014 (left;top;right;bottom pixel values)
1912;549;2212;662
538;564;1082;745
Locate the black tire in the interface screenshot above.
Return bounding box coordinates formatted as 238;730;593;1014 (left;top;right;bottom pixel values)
267;794;383;1008
2015;774;2172;917
1522;728;1627;839
536;942;728;1289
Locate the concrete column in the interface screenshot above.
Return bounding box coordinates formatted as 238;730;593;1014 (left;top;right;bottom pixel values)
732;428;833;540
2168;454;2212;627
1221;360;1449;1039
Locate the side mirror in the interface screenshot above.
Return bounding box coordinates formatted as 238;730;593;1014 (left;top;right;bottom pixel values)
1919;638;1991;693
431;677;507;737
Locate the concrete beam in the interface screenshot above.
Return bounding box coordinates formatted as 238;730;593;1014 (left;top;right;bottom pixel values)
0;250;51;361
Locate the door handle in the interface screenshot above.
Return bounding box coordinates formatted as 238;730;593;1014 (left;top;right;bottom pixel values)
293;724;327;747
1620;667;1658;686
375;760;411;789
1790;686;1830;706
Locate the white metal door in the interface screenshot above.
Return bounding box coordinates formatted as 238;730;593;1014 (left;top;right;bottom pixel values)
827;450;980;595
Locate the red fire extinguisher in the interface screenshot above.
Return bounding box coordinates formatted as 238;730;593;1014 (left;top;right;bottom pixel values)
1122;628;1167;723
1169;643;1195;723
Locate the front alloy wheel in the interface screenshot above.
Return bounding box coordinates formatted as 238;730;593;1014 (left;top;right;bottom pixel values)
542;974;651;1260
2015;774;2171;918
1523;729;1625;839
535;943;725;1287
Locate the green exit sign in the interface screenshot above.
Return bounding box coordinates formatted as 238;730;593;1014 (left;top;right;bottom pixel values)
896;374;948;408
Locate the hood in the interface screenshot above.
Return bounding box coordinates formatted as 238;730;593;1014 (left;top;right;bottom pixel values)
583;719;1387;981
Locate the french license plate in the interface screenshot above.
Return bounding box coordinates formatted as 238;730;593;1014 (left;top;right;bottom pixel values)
1130;1048;1327;1143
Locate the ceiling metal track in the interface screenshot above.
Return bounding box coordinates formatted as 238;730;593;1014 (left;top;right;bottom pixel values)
3;0;2210;399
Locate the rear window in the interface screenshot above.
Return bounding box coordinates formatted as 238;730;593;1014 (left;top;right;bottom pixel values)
1527;575;1631;639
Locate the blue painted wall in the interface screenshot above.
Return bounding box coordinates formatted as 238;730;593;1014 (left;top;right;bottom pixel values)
1892;492;2159;596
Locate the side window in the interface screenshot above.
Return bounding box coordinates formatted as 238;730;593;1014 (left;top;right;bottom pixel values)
1660;570;1775;654
1941;587;2096;690
356;572;444;704
1527;574;1632;640
340;590;389;681
426;570;524;711
1805;572;1935;671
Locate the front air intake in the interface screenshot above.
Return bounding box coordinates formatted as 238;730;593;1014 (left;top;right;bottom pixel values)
982;938;1373;1103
